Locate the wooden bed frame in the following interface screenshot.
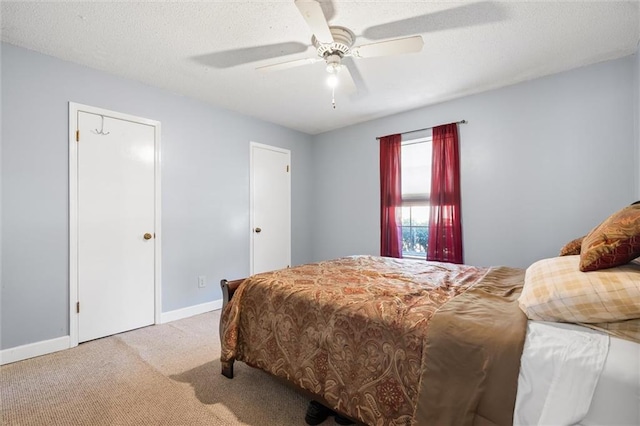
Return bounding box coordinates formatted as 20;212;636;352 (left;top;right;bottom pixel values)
219;278;244;379
219;278;361;424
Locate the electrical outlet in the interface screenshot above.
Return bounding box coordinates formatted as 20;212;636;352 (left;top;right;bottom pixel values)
198;275;206;288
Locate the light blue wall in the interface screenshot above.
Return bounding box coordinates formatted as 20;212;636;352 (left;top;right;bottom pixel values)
2;43;638;352
1;43;313;350
311;56;637;269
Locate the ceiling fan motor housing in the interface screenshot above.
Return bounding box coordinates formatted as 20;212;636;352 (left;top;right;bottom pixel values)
313;26;355;59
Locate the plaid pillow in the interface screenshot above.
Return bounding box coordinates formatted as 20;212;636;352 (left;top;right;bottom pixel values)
580;204;640;271
519;256;640;323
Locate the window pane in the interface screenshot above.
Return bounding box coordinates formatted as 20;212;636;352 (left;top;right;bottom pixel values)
400;142;432;258
411;206;429;226
401;226;429;256
401;206;411;226
401;141;431;199
402;226;412;253
401;205;430;257
414;226;428;252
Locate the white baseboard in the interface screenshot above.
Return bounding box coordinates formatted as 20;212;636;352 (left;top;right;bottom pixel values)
160;299;222;324
0;301;222;365
0;335;70;366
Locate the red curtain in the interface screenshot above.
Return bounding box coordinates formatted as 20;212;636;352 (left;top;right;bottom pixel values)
428;123;463;264
380;134;402;258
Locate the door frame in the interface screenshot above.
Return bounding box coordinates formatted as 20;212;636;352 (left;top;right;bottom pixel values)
249;141;291;275
68;102;162;348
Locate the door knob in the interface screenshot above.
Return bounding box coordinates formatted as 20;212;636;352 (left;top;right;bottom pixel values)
254;227;262;233
143;233;153;240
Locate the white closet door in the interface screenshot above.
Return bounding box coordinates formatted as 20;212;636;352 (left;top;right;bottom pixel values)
250;143;291;275
77;111;156;342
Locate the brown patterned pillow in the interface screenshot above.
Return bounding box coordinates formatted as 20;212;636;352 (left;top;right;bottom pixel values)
559;236;584;256
580;204;640;271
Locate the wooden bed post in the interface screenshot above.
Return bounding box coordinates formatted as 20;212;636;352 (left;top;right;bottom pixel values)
220;278;244;379
221;360;234;379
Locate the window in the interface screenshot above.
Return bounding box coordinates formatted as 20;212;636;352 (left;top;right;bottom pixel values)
401;137;431;257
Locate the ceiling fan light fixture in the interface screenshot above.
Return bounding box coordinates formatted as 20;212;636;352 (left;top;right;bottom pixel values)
326;58;342;88
326;73;339;88
325;54;342;73
327;63;342;74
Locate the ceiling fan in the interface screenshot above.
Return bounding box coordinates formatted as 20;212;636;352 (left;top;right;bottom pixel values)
257;0;424;106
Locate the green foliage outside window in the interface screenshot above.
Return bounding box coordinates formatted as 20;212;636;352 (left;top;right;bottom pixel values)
402;226;429;256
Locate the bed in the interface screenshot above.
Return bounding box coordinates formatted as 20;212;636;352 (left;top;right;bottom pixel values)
219;257;639;425
221;256;528;425
219;206;640;425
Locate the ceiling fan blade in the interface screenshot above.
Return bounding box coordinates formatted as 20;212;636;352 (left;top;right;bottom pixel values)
342;57;369;98
295;0;334;44
351;36;424;58
339;65;357;95
256;57;320;72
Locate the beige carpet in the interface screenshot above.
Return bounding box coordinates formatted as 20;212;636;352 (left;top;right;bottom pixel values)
0;310;312;425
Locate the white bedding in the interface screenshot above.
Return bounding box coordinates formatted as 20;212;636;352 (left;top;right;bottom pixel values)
514;321;640;426
582;328;640;425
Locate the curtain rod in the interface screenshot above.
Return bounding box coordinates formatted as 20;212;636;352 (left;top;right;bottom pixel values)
376;120;467;140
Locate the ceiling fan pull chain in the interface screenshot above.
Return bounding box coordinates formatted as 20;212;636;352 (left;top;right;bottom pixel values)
332;87;336;109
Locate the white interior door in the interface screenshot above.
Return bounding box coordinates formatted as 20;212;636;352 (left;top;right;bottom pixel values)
76;110;157;342
250;142;291;275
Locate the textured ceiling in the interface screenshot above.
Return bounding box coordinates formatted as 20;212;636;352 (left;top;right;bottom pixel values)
1;1;639;135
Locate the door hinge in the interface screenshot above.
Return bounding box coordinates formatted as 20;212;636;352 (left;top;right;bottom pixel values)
75;130;80;142
76;301;80;313
286;165;289;172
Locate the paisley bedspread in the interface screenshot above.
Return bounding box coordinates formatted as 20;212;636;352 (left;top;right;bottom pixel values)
220;256;527;426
